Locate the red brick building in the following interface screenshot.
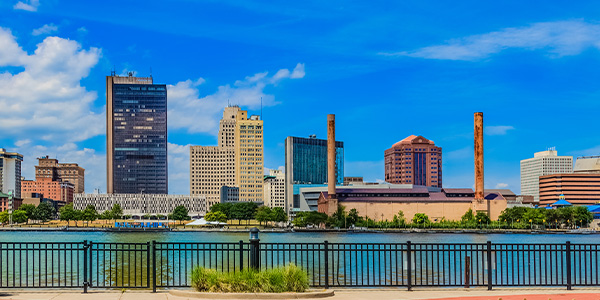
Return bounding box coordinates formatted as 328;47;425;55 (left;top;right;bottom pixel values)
35;156;85;194
21;177;74;203
384;135;442;187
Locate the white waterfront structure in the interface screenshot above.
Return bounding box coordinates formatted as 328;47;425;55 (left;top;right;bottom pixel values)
263;169;285;208
74;193;207;217
520;149;573;203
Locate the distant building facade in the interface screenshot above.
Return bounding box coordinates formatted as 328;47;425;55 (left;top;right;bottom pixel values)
344;176;364;185
190;106;263;207
220;186;239;203
264;169;285;208
520;150;573;202
384;135;442;187
574;156;600;173
74;193;206;217
21;177;74;203
34;156;85;193
106;74;168;194
0;192;23;212
0;148;23;199
285;135;344;212
539;173;600;205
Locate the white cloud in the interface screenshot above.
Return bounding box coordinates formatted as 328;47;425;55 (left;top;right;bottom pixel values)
168;142;191;194
0;27;104;142
77;27;88;34
13;0;39;11
167;63;305;134
485;125;515;136
495;183;509;189
32;23;58;36
14;139;31;147
383;20;600;60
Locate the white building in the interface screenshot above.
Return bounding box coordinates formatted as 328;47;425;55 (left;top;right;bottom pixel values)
574;156;600;173
264;169;285;208
0;148;23;199
74;193;207;217
520;149;573;202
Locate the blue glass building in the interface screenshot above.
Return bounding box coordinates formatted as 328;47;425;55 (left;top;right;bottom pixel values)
106;74;168;194
285;136;344;209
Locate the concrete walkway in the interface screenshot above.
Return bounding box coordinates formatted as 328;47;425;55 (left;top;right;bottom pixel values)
1;288;599;300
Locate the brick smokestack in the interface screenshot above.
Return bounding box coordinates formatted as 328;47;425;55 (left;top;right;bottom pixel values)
474;112;484;200
327;114;336;198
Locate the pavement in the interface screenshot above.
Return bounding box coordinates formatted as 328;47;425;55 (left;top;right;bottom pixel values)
1;288;600;300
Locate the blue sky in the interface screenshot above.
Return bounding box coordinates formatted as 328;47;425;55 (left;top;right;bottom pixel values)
1;0;600;194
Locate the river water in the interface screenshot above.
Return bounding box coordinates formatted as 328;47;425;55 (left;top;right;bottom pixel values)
0;230;597;244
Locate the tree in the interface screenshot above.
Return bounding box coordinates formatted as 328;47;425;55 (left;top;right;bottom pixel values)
205;211;227;223
110;204;123;220
572;206;593;227
523;208;545;225
12;210;28;223
59;203;78;226
81;205;99;223
347;208;360;226
546;209;560;227
171;205;190;222
99;210;112;220
271;207;288;223
255;206;272;226
292;211;328;227
475;211;491;225
209;203;233;218
0;211;8;224
19;204;36;222
461;208;475;223
412;213;429;225
32;202;55;222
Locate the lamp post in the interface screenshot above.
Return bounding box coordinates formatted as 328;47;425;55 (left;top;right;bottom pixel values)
8;190;13;226
249;227;260;269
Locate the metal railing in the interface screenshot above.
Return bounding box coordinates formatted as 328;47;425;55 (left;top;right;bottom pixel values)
0;239;598;292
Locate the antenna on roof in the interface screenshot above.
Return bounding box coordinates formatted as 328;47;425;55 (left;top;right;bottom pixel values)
150;67;153;78
111;65;116;76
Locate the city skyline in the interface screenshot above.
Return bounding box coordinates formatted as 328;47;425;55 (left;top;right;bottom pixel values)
2;1;600;195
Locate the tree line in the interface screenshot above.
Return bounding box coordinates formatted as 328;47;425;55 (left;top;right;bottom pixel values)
204;202;288;226
291;205;595;229
0;202;55;224
58;203;192;225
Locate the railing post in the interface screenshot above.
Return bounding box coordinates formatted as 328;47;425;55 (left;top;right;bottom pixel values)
146;242;151;289
464;256;471;288
239;240;244;271
249;229;260;270
487;241;492;290
324;240;329;289
566;241;572;290
83;240;88;293
407;241;412;291
152;241;157;293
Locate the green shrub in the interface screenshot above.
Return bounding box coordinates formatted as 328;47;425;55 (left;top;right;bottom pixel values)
191;263;309;293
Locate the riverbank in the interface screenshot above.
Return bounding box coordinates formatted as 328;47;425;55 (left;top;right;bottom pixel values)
0;225;595;234
2;289;600;300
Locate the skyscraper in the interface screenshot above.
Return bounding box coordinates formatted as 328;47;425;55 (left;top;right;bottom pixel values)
384;135;442;187
106;73;168;194
520;149;573;202
190;106;263;207
284;136;344;211
0;148;23;198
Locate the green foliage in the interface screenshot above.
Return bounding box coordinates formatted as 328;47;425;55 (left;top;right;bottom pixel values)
412;213;429;225
256;206;272;225
32;202;55;221
461;208;475;223
59;203;78;222
391;210;406;227
99;210;113;220
209;203;234;218
12;210;28;223
347;208;360;226
271;207;288;223
292;211;328;227
191;264;308;293
328;205;347;228
475;212;491;224
19;204;36;220
110;204;123;220
81;205;98;221
171;205;191;221
205;211;227;223
572;206;593;226
0;211;8;223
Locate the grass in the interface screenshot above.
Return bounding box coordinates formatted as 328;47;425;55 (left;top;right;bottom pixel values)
191;263;309;293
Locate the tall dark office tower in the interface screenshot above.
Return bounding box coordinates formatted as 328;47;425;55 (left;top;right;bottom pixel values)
106;73;168;194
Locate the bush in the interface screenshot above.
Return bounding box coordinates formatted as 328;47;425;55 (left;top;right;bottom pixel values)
191;263;309;293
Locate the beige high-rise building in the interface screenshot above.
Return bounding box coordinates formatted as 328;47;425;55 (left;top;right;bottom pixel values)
520;149;573;203
35;156;85;194
190;106;263;207
264;169;285;208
